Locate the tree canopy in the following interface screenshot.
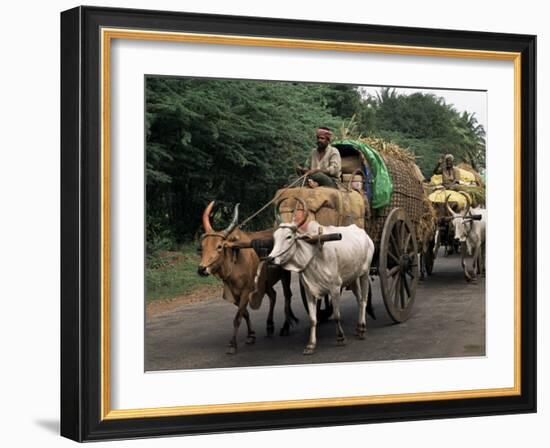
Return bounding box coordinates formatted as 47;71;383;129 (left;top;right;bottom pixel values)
146;78;485;249
357;87;486;174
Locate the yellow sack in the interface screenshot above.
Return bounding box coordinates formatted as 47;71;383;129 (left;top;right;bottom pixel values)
459;169;476;184
431;168;477;185
428;189;468;209
431;174;443;184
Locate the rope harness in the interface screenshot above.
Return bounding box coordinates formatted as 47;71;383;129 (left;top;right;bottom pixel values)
266;225;299;261
236;174;307;230
268;224;323;273
462;218;475;241
199;174;310;280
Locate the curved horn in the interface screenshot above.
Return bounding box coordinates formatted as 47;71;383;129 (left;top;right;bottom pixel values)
292;197;309;228
458;191;472;216
223;203;240;236
274;197;288;225
202;201;215;233
444;193;459;217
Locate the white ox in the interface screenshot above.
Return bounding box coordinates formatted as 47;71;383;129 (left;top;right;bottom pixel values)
446;192;486;282
267;199;375;355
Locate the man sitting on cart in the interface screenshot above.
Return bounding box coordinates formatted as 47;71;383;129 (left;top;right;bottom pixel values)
433;153;461;189
296;127;342;188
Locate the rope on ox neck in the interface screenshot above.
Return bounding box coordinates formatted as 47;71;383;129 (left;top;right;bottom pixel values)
236;174;307;230
200;231;229;240
270;224;322;273
459;210;477;242
268;225;299;260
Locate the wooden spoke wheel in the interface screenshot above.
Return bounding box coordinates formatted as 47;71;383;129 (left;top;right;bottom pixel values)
299;280;333;323
379;208;420;323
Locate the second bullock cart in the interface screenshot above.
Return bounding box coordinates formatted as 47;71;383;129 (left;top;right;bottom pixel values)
424;164;486;279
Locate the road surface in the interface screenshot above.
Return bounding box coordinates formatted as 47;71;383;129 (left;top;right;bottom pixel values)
145;252;485;371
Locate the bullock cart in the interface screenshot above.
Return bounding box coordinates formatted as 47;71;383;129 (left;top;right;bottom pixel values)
427;189;465;258
272;139;435;323
425;165;486;277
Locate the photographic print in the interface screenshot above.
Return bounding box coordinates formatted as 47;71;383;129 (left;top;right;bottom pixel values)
144;77;487;370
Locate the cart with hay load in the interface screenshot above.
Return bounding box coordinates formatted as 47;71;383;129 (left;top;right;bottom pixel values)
272;138;436;323
425;163;486;271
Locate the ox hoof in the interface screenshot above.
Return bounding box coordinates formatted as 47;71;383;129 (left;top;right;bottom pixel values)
245;335;256;345
226;345;237;355
336;336;347;346
266;323;275;337
464;270;475;282
355;325;366;340
279;324;290;337
303;345;316;355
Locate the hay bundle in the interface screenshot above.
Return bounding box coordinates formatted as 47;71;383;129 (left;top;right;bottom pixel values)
351;137;430;244
417;194;437;244
360;136;417;165
334;128;438;246
454;185;486;208
457;162;485;187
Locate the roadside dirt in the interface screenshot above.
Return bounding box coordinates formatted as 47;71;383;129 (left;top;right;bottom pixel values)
146;284;223;319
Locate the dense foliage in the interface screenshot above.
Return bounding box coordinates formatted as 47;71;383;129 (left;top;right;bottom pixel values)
146;78;485;249
357;88;486;176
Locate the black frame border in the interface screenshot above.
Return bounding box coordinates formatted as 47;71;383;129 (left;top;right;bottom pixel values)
61;6;536;442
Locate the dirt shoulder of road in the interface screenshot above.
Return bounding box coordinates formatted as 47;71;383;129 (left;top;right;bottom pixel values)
146;284;223;319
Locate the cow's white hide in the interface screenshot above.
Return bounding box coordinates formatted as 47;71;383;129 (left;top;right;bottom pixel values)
269;221;375;354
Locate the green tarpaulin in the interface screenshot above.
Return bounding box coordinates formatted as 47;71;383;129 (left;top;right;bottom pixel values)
334;140;393;209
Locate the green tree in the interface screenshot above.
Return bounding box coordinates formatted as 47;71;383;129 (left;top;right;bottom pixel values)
356;88;486;175
146;80;486;249
146;77;346;246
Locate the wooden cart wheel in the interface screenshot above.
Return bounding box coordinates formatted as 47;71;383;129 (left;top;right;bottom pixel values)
299;280;333;322
379;208;419;323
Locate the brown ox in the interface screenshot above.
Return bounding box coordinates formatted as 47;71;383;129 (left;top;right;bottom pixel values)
197;201;298;354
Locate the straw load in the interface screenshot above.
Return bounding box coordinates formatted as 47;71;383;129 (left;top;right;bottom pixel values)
428;162;486;209
357;137;436;245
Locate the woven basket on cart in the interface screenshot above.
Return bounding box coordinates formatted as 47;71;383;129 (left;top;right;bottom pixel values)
366;156;426;245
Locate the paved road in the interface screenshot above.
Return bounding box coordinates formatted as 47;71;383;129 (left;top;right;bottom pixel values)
145;252;485;371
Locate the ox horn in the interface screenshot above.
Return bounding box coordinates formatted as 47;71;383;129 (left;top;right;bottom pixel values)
292;197;309;228
458;191;472;217
274;197;288;225
222;203;240;236
444;193;459;217
202;201;215;233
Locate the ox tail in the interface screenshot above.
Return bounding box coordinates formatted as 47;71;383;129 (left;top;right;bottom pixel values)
366;284;376;320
